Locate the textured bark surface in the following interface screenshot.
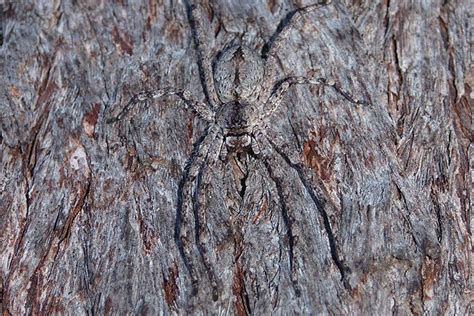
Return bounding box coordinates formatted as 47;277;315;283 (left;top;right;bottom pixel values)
0;0;471;314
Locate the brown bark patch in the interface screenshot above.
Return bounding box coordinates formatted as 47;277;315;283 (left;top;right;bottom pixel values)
421;257;441;301
144;0;158;32
232;234;250;316
163;262;178;311
303;140;331;181
137;205;158;254
232;261;249;316
37;81;58;107
164;20;182;43
186;116;194;145
82;103;101;137
8;85;21;98
104;296;113;314
252;195;268;224
112;26;133;56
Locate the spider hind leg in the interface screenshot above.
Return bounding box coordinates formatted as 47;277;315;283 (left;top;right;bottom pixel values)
263;159;302;297
175;126;220;297
194;135;224;301
264;131;351;288
256;132;302;297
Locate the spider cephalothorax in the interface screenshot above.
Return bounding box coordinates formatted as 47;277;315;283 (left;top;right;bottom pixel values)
111;0;366;300
215;100;257;151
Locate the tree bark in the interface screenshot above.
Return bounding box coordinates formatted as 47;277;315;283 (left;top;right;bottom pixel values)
0;0;471;314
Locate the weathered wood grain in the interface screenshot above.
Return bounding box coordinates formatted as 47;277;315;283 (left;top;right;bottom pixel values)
0;0;471;314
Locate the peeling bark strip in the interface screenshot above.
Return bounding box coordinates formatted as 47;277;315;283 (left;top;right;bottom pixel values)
162;262;179;311
0;0;471;315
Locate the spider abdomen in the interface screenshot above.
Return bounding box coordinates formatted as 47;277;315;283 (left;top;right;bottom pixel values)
213;45;265;104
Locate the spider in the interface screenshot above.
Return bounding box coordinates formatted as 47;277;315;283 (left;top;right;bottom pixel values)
110;0;367;300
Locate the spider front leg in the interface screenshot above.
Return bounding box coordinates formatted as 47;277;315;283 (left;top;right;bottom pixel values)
176;125;219;295
108;88;215;123
260;0;332;100
184;1;220;108
260;76;368;121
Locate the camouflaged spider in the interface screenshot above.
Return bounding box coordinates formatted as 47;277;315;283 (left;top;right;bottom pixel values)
110;0;366;300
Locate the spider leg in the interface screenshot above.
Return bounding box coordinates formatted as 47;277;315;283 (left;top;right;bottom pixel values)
262;158;302;297
260;76;368;121
184;1;220;108
194;134;224;301
108;88;215;123
262;130;351;288
175;125;219;295
260;1;332;99
261;1;331;60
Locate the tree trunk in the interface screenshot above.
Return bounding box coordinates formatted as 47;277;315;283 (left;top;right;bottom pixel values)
0;0;470;314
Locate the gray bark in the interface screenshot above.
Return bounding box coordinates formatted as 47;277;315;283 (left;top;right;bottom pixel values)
0;0;471;314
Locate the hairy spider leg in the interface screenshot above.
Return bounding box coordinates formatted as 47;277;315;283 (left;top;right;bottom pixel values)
193;133;224;301
176;126;220;295
262;158;302;297
260;0;332;101
184;0;220;108
108;88;215;123
263;130;351;288
256;131;304;296
260;76;368;122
